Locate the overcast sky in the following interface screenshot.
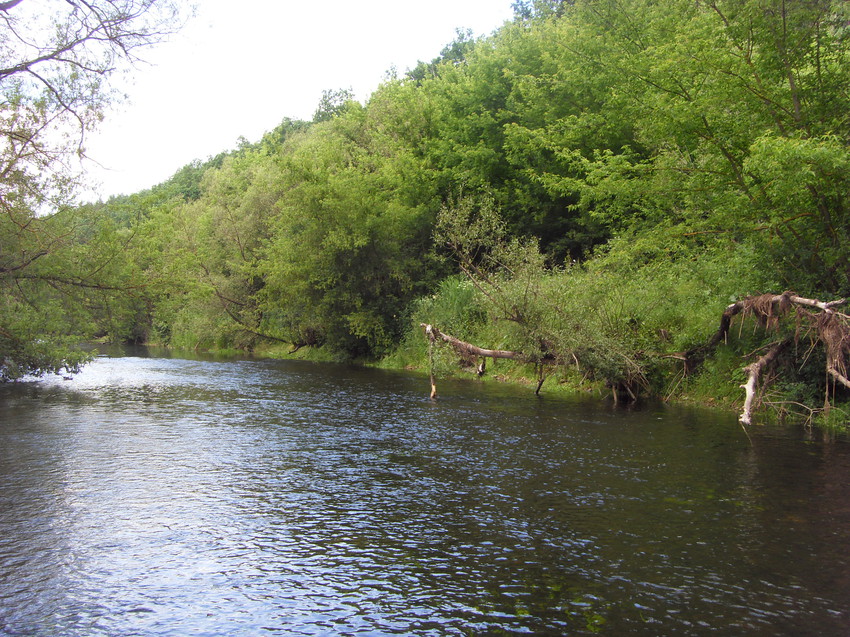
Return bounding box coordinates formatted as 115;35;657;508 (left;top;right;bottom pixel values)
82;0;515;199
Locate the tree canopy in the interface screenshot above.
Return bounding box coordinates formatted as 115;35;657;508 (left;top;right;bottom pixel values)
0;0;185;379
6;0;850;422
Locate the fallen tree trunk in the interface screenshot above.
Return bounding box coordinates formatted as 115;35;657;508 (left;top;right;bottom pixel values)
421;323;542;398
420;324;532;362
691;293;850;424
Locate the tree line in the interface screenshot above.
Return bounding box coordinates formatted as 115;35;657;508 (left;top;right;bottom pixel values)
3;0;850;423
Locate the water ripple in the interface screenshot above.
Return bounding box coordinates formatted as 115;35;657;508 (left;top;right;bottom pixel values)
1;354;850;635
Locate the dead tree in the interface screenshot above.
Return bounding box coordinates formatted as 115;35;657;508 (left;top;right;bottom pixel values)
421;323;555;397
692;292;850;424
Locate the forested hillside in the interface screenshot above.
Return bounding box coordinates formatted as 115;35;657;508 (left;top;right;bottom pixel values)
5;0;850;423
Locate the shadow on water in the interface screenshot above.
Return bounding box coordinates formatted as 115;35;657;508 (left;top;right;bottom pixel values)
1;354;849;635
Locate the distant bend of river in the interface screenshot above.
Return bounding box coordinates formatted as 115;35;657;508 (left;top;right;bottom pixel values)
1;348;850;636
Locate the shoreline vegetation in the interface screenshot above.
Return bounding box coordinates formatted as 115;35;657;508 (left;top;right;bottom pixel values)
5;1;850;428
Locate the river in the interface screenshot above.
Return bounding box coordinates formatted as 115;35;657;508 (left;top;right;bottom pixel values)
1;349;849;635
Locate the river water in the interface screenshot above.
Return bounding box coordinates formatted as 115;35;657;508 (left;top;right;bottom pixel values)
1;350;849;636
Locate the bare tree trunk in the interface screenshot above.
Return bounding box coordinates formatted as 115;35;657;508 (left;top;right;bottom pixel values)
739;339;790;425
420;324;532;362
421;323;534;399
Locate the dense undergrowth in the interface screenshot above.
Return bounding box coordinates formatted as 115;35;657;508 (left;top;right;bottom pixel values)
5;0;850;426
383;269;849;427
382;225;768;413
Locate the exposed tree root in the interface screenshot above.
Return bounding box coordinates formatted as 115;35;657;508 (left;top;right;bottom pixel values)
692;293;850;424
686;293;840;369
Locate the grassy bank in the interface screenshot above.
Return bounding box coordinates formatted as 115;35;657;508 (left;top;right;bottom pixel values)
377;239;850;428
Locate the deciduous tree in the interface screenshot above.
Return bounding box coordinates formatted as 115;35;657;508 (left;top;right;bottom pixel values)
0;0;186;379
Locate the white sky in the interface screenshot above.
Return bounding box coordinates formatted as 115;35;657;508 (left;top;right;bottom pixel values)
82;0;515;199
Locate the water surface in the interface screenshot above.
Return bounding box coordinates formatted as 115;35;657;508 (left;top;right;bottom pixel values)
1;351;849;635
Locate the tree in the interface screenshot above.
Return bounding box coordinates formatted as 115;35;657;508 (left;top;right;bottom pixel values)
161;149;287;351
1;0;183;210
531;0;850;290
259;104;443;358
406;28;477;84
0;0;186;380
312;88;355;123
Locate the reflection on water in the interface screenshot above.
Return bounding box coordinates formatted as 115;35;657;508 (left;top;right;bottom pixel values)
1;352;849;635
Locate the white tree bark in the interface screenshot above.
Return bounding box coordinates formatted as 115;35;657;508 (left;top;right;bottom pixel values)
421;324;531;362
739;340;789;425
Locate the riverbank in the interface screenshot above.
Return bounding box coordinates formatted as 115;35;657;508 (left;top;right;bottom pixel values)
254;334;850;430
251;337;753;423
133;293;850;431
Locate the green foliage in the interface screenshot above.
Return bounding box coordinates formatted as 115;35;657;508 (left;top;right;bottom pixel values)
313;88;357;123
0;1;189;378
258;106;444;358
11;0;848;424
422;194;771;399
416;276;488;340
406;28;478;84
744;133;850;293
0;203;141;379
385;276;490;374
0;322;91;382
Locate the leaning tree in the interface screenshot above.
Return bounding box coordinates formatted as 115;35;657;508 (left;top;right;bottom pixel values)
0;0;188;380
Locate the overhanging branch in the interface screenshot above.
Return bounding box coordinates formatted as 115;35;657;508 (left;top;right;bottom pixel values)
421;323;532;362
0;0;24;11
